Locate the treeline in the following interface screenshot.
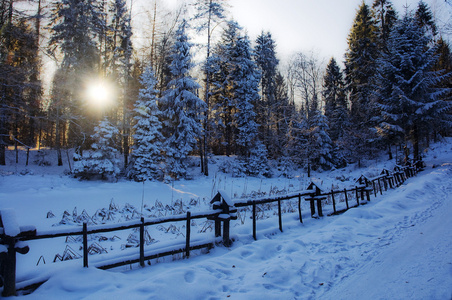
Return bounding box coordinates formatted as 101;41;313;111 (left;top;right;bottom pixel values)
0;0;451;180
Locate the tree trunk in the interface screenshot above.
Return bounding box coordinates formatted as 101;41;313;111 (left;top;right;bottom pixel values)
56;108;63;166
388;144;392;160
413;125;420;162
201;1;214;176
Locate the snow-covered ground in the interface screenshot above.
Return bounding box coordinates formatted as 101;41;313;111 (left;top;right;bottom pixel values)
1;139;451;299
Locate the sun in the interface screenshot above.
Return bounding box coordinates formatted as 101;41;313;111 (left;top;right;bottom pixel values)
86;79;115;109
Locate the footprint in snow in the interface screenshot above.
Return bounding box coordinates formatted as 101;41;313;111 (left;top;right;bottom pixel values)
184;270;195;283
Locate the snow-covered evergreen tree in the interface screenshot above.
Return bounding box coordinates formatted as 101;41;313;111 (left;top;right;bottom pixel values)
131;66;163;181
161;20;206;179
345;2;379;125
254;31;279;156
73;118;120;180
322;57;348;144
232;35;270;176
372;0;398;51
193;0;228;176
374;13;452;161
208;20;241;156
307;110;335;171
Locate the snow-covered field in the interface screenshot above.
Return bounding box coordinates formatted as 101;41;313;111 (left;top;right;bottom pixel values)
1;139;452;299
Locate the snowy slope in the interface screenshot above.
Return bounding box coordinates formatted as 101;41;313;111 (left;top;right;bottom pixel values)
1;140;452;299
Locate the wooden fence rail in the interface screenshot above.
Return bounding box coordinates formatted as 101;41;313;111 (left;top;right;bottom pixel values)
0;164;421;296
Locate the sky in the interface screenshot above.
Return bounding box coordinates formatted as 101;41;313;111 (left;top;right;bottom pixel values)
129;0;450;66
226;0;445;64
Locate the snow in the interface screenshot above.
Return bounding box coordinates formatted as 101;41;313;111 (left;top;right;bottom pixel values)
1;139;452;299
1;208;21;237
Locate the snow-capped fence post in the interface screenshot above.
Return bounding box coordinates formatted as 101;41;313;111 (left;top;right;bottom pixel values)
210;191;237;247
0;209;34;297
305;182;325;218
139;217;145;267
83;222;88;267
185;211;191;258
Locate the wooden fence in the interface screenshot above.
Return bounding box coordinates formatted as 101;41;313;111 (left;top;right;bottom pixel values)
0;163;422;296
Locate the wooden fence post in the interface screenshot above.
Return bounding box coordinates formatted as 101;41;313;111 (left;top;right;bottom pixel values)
378;178;383;195
355;188;360;206
278;200;283;232
331;191;336;214
316;197;323;217
83;222;88;268
186;211;191;258
298;196;303;223
344;188;349;209
214;219;221;238
140;217;145;267
252;202;257;240
223;219;230;247
2;237;16;297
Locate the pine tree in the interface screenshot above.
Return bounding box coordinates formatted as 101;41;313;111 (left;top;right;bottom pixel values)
193;0;227;176
232;35;270;176
308;110;334;171
274;71;295;160
375;13;452;162
415;1;437;39
344;2;380;165
73;118;120;180
208;20;241;156
345;2;378;125
131;66;163;181
372;0;397;51
161;20;206;179
254;31;279;157
301;97;334;172
322;57;348;143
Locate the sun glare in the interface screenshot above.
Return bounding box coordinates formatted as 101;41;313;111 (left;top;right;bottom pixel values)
86;80;115;109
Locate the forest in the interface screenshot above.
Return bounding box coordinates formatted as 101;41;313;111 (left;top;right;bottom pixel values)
0;0;451;181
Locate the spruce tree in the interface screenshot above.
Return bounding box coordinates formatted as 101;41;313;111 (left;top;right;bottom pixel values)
161;20;206;179
131;66;163;181
73;118;120;180
415;1;437;39
193;0;227;175
254;31;279;157
375;13;452;162
208;20;241;156
322;57;348;144
372;0;397;51
344;2;379;165
232;35;270;176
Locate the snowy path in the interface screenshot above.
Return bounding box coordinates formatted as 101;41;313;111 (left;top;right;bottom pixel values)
20;162;452;300
320;165;452;299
